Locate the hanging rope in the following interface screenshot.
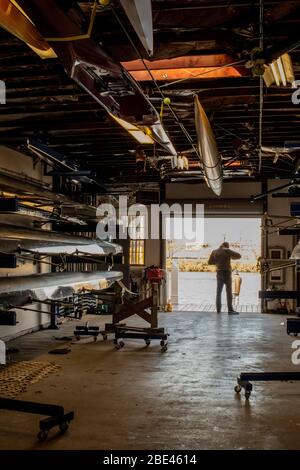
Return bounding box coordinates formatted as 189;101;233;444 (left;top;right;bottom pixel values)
110;5;201;160
159;100;164;121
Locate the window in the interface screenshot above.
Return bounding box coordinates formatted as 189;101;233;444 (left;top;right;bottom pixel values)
130;240;145;265
129;215;145;265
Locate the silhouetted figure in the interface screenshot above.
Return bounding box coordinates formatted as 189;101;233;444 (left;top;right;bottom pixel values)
208;242;241;314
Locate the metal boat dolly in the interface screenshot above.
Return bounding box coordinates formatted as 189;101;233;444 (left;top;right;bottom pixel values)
235;317;300;400
74;322;101;341
112;325;169;352
234;372;300;400
0;397;74;441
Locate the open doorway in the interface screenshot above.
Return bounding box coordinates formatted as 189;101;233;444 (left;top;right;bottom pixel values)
166;217;261;312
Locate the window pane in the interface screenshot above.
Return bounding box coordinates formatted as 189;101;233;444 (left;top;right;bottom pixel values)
130;239;145;265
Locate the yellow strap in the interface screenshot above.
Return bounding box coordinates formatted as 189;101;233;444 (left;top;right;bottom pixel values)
159;101;164;121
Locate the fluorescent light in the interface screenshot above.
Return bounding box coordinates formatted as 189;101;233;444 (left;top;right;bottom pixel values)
277;57;286;86
109;113;154;145
263;53;295;87
177;155;189;170
122;55;242;81
270;62;280;86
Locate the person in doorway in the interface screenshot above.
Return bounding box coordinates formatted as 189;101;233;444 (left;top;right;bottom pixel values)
208;242;241;314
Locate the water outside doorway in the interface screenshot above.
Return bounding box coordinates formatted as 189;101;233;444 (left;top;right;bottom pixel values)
167;217;261;312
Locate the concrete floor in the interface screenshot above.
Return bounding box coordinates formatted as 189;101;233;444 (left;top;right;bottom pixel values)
0;311;300;450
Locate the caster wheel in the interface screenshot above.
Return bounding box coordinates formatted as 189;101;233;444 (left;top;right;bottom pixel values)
37;430;48;442
245;391;251;400
119;341;125;348
75;336;80;341
145;339;151;346
93;336;97;342
160;340;165;347
294;333;298;337
59;422;69;433
234;385;242;394
103;334;108;341
161;345;168;352
115;343;121;350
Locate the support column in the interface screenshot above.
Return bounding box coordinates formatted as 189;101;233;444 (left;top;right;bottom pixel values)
171;260;179;305
48;302;59;330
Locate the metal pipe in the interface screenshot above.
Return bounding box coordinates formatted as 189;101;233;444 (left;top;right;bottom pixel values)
250;181;296;201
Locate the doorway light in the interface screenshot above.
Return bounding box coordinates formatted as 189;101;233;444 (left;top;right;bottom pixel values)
109;113;154;145
263;53;295;87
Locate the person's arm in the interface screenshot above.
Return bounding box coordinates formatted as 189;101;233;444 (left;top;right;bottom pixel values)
228;249;241;260
208;251;216;265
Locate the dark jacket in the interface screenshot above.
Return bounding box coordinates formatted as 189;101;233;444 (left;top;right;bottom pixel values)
208;247;241;272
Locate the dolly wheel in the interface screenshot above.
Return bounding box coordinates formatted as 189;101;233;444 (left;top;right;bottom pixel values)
59;422;69;433
234;385;241;394
93;336;97;342
145;339;151;346
161;345;168;352
119;341;125;348
160;340;165;347
102;334;108;341
245;390;251;400
37;430;48;442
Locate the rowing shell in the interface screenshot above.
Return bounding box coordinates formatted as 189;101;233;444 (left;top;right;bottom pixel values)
0;224;122;256
194;95;223;196
0;271;123;306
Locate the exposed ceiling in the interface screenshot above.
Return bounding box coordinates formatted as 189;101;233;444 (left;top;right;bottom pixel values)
1;0;300;192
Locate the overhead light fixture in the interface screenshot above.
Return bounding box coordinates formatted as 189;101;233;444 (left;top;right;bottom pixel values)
109;113;154;145
0;0;56;59
124;67;242;82
263;53;295;87
122;55;242;81
177;155;189;170
225;160;243;167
